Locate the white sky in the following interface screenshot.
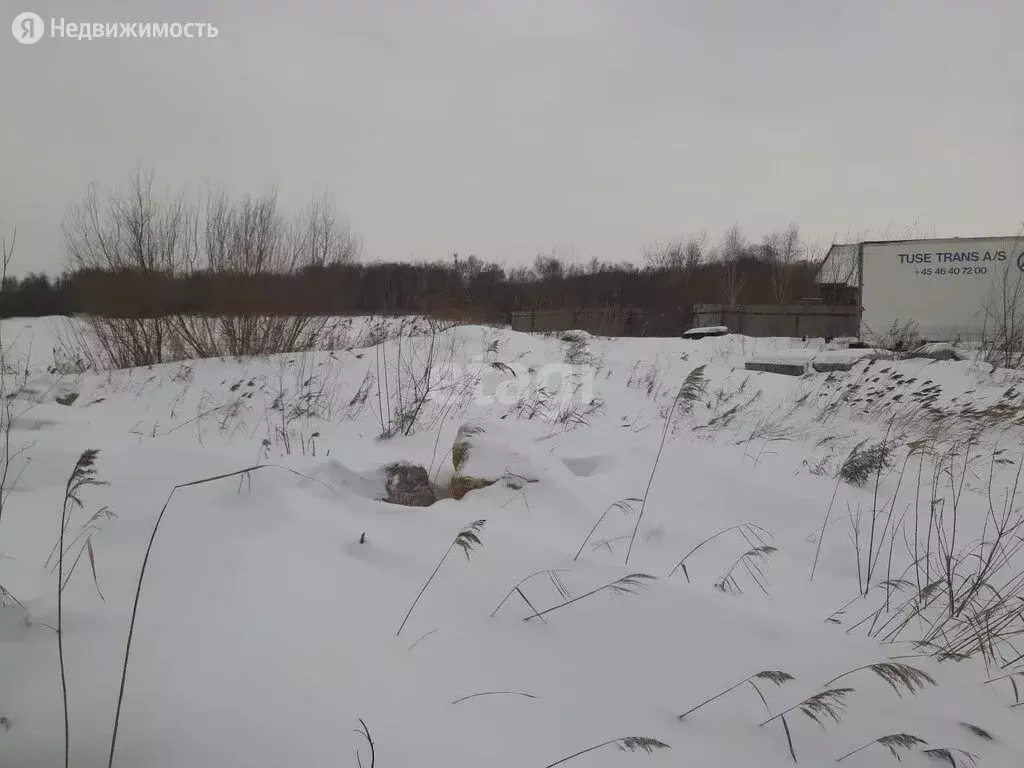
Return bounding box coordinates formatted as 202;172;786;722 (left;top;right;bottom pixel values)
2;0;1023;276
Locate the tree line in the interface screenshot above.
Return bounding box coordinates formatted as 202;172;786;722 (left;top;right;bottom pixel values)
1;172;827;323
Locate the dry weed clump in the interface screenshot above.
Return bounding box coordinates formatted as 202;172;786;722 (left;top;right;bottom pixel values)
371;319;475;439
837;438;895;486
830;435;1024;682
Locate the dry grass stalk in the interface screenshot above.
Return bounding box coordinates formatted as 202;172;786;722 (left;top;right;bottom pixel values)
678;670;793;719
57;448;107;768
958;722;994;741
491;569;571;622
760;687;854;763
355;718;375;768
523;573;654;622
668;522;773;582
922;747;978;766
396;520;485;637
713;545;778;595
836;733;927;762
626;365;707;565
824;661;936;698
108;463;332;768
450;690;538;705
575;498;642;562
542;736;669;768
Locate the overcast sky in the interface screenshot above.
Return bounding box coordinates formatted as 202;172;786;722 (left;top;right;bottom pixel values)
2;0;1022;276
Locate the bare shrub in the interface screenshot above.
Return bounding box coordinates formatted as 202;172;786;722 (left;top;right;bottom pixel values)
63;172;360;369
842;442;1024;672
169;188;357;359
504;369;603;432
373;319;468;439
64;168;197;368
561;332;595;366
872;319;922;353
740;402;803;447
262;353;343;454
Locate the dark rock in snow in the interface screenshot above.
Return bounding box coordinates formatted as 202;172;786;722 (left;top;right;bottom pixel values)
383;462;435;507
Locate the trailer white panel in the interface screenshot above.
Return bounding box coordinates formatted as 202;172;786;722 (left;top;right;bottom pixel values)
860;237;1024;342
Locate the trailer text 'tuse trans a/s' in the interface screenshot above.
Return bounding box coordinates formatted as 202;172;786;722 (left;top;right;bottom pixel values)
857;235;1024;343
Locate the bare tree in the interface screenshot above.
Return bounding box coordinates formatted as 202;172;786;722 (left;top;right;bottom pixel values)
763;223;802;305
718;225;748;308
296;190;362;269
644;232;708;273
644;233;709;309
64;167;198;275
644;242;674;271
533;252;565;281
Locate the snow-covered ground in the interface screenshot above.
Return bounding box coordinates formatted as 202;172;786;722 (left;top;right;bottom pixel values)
2;316;1024;767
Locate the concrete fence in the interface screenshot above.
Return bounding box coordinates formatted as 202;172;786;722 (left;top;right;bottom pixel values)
509;307;691;337
508;304;858;338
692;304;858;338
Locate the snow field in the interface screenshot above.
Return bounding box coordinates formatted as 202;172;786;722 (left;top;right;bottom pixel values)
1;317;1024;766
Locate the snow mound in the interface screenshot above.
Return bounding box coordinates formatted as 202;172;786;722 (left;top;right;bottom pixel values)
683;325;729;338
451;420;578;492
911;342;967;361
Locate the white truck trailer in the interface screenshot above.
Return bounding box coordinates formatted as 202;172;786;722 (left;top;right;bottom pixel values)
816;236;1024;343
